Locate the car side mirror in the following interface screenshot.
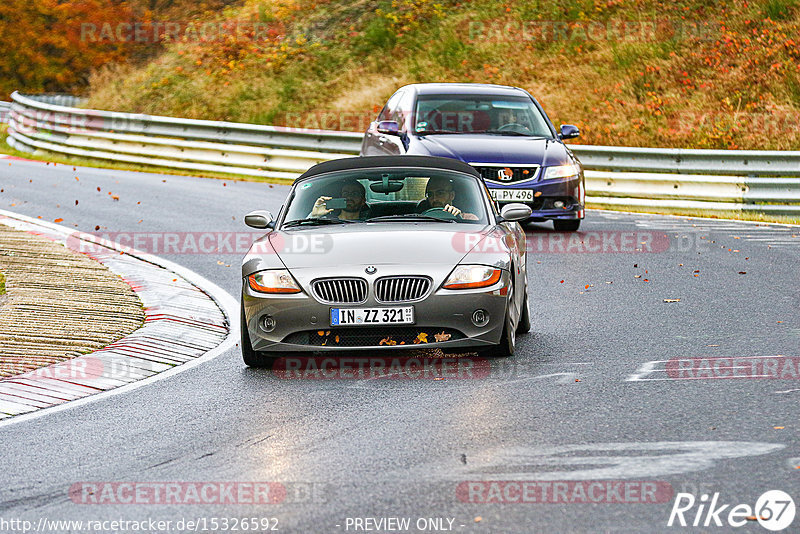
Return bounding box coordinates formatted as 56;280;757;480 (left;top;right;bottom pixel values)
559;124;580;140
498;203;532;223
377;120;400;135
244;210;274;229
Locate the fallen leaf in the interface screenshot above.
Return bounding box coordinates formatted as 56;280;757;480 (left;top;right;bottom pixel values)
738;271;746;274
575;379;580;382
634;275;641;278
434;331;451;342
663;298;681;303
97;186;101;192
474;517;482;523
774;426;784;429
560;280;564;284
643;279;649;282
707;344;719;347
75;200;78;205
111;195;119;201
54;218;63;223
534;191;542;197
584;284;590;289
634;264;638;268
94;225;100;231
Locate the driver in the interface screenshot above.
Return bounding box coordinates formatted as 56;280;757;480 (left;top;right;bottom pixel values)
310;179;371;220
422;176;478;220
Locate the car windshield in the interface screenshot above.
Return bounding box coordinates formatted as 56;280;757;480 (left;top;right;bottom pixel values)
282;168;489;226
413;94;553;137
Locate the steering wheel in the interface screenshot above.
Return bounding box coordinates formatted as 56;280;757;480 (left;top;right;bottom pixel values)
497;123;531;133
421;207;460;220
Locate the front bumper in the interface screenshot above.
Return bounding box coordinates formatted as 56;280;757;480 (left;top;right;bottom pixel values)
488;175;585;220
242;271;511;353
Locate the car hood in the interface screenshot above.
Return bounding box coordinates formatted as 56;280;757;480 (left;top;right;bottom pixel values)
414;134;571;166
268;224;495;270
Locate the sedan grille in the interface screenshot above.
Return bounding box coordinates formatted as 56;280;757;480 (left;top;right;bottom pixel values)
375;276;431;303
313;278;368;304
471;164;540;184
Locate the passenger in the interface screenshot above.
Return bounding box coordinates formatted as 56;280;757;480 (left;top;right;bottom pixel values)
310;180;371;220
422;176;478;220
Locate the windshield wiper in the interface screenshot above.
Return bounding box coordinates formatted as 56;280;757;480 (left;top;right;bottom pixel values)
282;217;356;228
366;214;456;223
483;129;535;136
417;130;460;135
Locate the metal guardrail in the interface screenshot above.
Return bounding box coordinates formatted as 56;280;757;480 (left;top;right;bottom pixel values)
6;92;800;216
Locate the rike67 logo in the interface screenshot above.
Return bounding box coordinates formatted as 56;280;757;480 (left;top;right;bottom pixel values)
668;490;795;531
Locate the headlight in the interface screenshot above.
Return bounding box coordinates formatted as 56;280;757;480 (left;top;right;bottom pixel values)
542;163;581;181
443;265;502;290
247;270;302;294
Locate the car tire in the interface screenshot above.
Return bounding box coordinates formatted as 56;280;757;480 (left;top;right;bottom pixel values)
479;304;515;359
240;303;279;368
516;289;531;334
553;219;581;232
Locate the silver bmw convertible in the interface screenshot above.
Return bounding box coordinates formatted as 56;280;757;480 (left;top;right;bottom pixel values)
240;155;532;366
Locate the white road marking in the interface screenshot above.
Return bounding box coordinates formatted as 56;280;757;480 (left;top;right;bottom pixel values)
627;355;796;381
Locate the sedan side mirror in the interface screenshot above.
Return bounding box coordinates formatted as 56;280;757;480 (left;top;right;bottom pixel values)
499;203;532;223
244;210;274;229
559;124;580;140
377;120;400;135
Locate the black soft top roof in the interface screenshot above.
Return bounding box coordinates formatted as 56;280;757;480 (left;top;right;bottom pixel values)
295;156;480;182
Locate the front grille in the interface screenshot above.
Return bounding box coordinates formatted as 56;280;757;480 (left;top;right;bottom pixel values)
375;276;431;303
312;278;368;304
283;327;465;347
472;164;540;184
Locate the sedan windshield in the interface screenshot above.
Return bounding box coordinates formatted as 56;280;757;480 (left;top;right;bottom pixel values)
414;94;553;137
282;168;489;226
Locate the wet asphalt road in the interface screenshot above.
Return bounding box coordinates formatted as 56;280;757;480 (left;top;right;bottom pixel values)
0;157;798;533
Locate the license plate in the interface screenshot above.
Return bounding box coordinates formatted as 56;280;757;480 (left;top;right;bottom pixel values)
331;307;414;326
490;189;534;202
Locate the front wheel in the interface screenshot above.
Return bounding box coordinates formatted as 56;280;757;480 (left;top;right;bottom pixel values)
241;303;280;367
553;219;581;232
478;306;515;358
516;290;531;334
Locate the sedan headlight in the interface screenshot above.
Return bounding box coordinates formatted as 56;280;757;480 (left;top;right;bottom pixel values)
247;269;302;294
542;163;581;181
443;265;502;290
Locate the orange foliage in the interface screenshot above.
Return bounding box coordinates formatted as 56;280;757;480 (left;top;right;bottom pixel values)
0;0;137;98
